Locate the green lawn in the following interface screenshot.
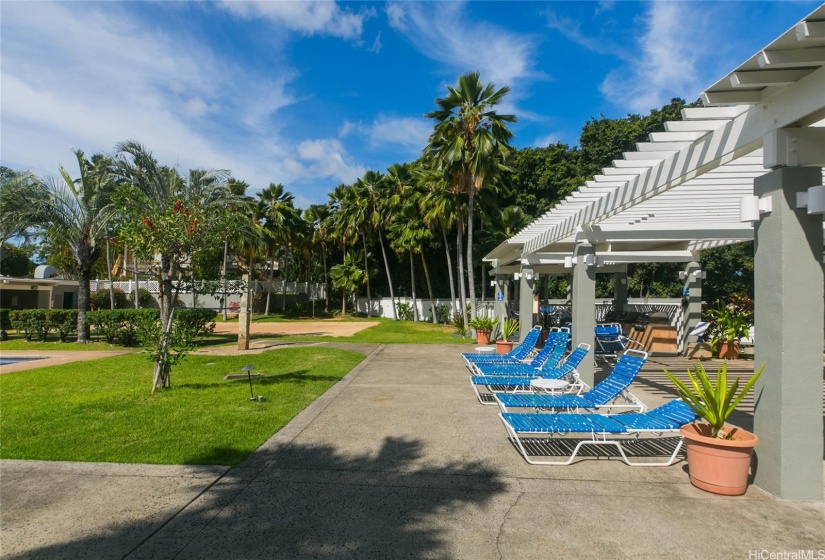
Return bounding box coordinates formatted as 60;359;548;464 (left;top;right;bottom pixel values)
283;318;474;344
0;335;127;351
0;348;364;466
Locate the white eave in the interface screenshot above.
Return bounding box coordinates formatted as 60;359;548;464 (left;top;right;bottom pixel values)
486;4;825;268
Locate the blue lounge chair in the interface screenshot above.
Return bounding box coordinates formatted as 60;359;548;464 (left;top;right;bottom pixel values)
594;323;642;361
499;400;698;466
495;349;648;413
471;334;568;376
462;326;541;366
469;343;591;404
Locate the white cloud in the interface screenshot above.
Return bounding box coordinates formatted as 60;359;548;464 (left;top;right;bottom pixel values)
284;139;365;185
0;2;368;203
598;2;713;113
218;1;372;40
368;32;383;54
340;116;432;151
386;2;542;100
532;132;567;148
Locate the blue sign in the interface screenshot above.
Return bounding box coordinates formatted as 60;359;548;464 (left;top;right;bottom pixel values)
496;292;504;301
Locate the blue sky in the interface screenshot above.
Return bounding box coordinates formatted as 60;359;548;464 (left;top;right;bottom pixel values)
1;1;819;208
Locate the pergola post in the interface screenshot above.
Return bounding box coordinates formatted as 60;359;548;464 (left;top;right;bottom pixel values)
572;244;596;386
752;166;823;500
612;267;628;315
679;261;703;354
493;273;508;339
518;265;535;341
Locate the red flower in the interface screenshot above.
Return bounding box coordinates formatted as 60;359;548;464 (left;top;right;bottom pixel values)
141;216;155;230
173;199;182;213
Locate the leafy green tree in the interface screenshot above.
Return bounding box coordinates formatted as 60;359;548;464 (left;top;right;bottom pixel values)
304;204;332;312
17;151;118;342
258;183;301;314
114;141;240;391
365;168;400;319
701;242;754;304
425;71;516;320
502;143;581;216
329;252;365;314
0;243;34;277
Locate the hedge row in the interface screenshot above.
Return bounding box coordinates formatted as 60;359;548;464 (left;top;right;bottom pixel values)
5;308;217;345
9;309;79;342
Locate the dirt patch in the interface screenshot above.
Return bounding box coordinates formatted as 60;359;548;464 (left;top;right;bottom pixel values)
211;321;379;338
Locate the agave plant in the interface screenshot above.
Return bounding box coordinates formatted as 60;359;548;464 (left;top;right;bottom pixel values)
665;361;764;439
501;318;520;341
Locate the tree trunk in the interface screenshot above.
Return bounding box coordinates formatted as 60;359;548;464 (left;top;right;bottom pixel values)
409;250;418;322
466;186;477;320
421;253;437;324
322;245;329;313
456;227;468;328
281;247;289;312
222;240;229;320
76;266;92;343
265;249;274;316
106;238;115;310
361;231;371;317
191;254;198;309
378;232;397;320
133;253;140;309
442;226;456;317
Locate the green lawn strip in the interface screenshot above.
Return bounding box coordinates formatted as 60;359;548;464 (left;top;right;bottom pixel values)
286;318;473;344
0;336;126;351
0;348;363;466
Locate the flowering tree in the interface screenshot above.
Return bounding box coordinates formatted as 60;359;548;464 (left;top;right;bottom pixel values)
114;142;241;391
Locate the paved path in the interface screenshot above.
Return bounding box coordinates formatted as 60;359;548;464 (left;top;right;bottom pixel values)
211;320;379;338
0;350;131;374
2;345;824;559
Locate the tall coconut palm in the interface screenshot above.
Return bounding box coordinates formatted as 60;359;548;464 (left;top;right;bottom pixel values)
258;183;300;315
21;151;118;342
329;252;364;314
417;163;461;321
378;165;408;320
425;71;515;320
304;204;331;312
221;178;250;319
389;202;437;323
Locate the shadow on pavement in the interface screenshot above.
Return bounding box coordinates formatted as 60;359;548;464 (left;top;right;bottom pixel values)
9;437;506;560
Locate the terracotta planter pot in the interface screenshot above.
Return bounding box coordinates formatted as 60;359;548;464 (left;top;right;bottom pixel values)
717;340;740;360
475;330;491;345
680;423;758;496
496;340;514;354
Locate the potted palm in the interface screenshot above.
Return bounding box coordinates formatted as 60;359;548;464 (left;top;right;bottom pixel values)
495;318;520;354
665;361;764;495
706;296;752;360
469;315;496;345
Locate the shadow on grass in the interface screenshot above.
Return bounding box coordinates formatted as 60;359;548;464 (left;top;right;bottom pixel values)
178;370;344;390
9;437;506;559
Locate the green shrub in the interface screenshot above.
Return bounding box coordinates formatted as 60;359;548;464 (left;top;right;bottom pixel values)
129;288;157;308
90;288;130;310
175;308;217;337
396;302;415;321
48;309;78;342
10;309;50;341
435;305;451;324
87;309;159;345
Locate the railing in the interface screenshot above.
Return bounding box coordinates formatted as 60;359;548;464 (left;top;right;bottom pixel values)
91;279;326;299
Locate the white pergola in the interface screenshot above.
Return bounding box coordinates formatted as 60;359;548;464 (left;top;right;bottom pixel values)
485;4;825;500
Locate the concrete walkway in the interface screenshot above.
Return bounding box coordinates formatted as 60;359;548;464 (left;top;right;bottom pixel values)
2;344;824;559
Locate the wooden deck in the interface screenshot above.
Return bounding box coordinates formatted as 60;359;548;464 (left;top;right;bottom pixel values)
602;356;825;433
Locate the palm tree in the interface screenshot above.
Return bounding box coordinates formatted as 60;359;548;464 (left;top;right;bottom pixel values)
378;165;410;320
329;252;364;314
221;178;250;319
304;204;331;312
417;163;461;322
258;183;300;315
389;198;437;323
425;71;515;320
21;151;118;342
